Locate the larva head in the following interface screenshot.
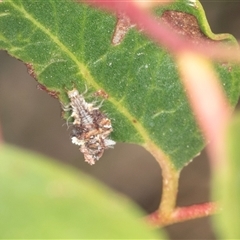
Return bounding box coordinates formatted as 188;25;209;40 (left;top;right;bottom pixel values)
67;88;80;98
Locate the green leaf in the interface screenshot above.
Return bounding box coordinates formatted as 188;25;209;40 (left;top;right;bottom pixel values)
212;114;240;239
0;144;166;239
0;0;239;169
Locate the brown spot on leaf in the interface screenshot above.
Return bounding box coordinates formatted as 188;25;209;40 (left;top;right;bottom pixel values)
133;119;137;123
111;13;134;46
161;11;214;45
93;89;109;99
25;63;59;99
37;84;59;99
25;63;37;79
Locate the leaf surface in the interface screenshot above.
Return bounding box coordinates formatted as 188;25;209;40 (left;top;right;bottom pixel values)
0;0;239;169
0;144;165;239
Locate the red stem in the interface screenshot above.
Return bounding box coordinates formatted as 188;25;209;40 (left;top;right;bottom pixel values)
146;202;219;227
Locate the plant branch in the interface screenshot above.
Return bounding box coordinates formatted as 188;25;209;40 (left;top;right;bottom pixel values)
146;202;219;227
145;142;180;219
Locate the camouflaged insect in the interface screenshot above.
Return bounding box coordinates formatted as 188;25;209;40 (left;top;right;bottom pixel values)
64;88;115;165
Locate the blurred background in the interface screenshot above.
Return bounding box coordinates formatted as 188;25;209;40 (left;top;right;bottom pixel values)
0;1;239;239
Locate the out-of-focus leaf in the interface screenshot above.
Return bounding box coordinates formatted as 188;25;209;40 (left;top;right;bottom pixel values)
0;144;166;239
212;114;240;239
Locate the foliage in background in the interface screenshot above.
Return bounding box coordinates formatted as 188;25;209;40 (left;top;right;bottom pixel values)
0;144;164;238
